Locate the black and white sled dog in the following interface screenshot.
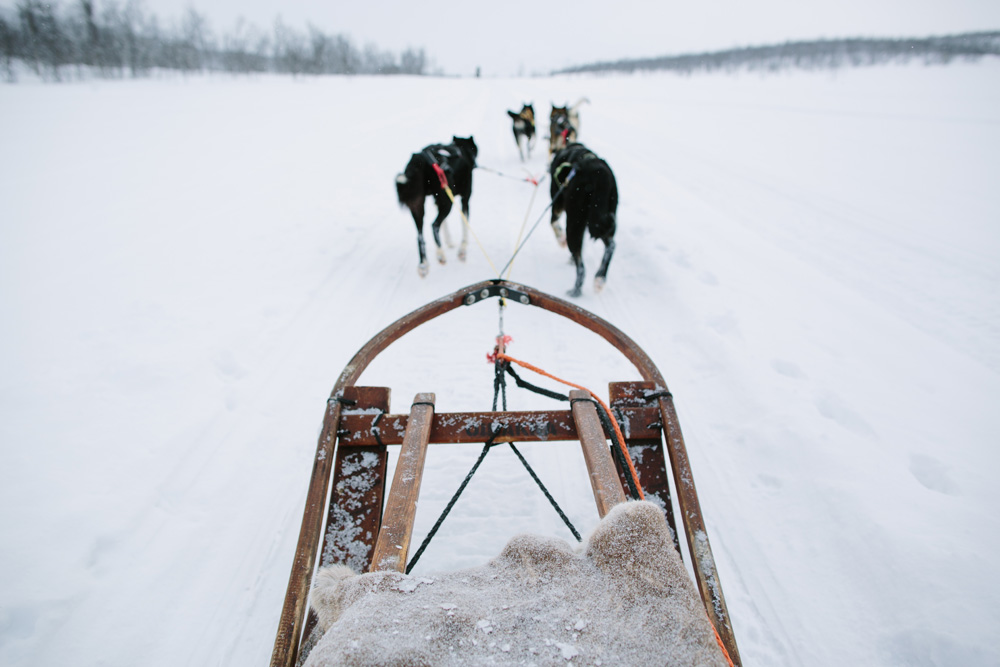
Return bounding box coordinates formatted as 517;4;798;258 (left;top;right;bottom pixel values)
395;136;478;277
548;97;589;157
506;103;536;161
549;142;618;297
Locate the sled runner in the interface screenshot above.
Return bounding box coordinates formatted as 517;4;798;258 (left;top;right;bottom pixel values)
270;279;741;666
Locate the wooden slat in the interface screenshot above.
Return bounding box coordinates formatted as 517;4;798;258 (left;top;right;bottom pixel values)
270;398;343;667
569;389;627;517
321;386;391;570
298;387;391;661
609;381;680;552
336;406;662;446
370;393;435;572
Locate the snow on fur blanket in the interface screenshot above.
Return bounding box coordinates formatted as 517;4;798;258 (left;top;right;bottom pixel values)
304;501;728;666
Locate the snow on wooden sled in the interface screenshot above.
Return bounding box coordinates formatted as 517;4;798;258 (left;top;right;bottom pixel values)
270;279;741;666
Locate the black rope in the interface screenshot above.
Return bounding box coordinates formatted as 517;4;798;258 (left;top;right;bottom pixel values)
371;411;386;447
405;352;587;573
505;364;569;402
572;397;642;501
496;358;581;541
643;389;673;401
405;425;505;574
595;400;641;501
507;442;582;542
492;361;508;411
328;396;357;407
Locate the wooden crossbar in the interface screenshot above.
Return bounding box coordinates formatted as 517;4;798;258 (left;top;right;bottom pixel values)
336;406;662;446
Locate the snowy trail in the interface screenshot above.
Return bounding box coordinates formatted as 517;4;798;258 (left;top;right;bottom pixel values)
2;64;999;667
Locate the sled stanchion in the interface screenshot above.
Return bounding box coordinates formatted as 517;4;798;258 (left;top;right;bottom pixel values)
655;392;741;666
370;393;435;573
609;381;681;552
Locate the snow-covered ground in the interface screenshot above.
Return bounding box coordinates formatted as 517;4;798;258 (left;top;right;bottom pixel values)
1;61;998;666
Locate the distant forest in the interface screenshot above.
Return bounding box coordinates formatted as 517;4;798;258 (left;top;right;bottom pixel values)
555;32;1000;75
3;2;999;84
0;0;429;81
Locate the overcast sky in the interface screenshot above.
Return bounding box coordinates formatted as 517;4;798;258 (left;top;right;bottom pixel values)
136;0;1000;76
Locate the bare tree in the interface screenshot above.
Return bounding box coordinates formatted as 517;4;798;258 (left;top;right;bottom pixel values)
220;17;266;73
0;1;436;81
0;13;17;80
400;47;425;75
272;17;307;76
175;6;211;72
18;0;68;79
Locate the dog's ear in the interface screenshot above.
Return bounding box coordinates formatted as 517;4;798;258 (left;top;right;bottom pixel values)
455;136;478;159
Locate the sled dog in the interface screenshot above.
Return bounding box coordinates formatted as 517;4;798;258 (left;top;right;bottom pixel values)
549;142;617;297
507;103;536;161
548;97;589;157
395;136;478;276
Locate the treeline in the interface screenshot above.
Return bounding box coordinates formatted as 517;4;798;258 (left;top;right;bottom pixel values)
555;32;1000;75
0;0;429;82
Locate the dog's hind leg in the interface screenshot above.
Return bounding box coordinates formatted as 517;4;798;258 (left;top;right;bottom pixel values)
430;192;453;264
409;199;429;277
441;220;454;248
594;236;616;293
566;221;586;298
550;204;567;248
457;196;470;261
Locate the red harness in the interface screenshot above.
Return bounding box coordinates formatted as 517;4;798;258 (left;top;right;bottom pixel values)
431;163;450;190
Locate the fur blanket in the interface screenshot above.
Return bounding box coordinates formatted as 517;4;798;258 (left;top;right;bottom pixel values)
304;501;728;666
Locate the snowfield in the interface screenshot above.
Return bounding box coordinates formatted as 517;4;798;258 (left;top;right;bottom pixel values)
1;61;998;666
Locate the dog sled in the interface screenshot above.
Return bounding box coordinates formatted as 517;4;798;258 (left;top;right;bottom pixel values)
270;279;741;666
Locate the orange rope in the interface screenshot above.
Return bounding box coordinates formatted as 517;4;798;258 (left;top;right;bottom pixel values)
712;622;735;666
498;352;735;665
496;353;644;501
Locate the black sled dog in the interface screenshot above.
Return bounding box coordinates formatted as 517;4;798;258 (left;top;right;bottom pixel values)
548;97;589;157
549;142;618;297
395;136;478;276
506;104;536;161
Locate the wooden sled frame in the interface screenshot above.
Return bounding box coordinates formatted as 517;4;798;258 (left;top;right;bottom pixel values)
271;279;741;666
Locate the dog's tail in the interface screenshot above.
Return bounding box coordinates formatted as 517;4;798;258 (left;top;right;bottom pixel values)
395;155;422;206
570;96;590;111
